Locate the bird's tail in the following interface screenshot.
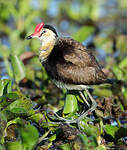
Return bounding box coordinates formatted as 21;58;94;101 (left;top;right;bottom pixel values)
105;78;123;85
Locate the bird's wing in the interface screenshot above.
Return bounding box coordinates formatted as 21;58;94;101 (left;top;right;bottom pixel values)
59;37;100;68
55;38;107;85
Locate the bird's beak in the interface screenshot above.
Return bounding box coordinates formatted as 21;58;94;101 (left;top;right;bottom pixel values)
26;34;33;40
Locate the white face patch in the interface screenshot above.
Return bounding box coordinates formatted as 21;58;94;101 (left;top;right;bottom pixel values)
38;29;57;63
38;29;56;46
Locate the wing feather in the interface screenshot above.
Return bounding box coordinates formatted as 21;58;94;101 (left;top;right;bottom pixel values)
46;37;107;85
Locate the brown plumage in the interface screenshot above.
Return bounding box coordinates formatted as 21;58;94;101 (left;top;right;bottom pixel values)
43;37;107;87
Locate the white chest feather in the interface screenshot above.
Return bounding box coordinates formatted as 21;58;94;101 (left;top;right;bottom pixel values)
52;79;90;90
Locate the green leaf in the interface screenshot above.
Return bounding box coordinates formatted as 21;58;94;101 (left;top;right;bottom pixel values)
116;35;127;52
63;92;78;114
10;107;27;114
93;145;106;150
112;65;124;80
78;134;98;149
10;55;25;84
0;144;4;150
119;57;127;69
19;124;39;150
28;113;44;122
93;88;112;97
0;79;12;96
4;58;13;78
104;125;127;140
81;123;100;137
5;93;19;100
72;26;95;42
49;134;56;142
115;127;127;140
78;134;88;145
0;93;19;110
5;119;39;150
122;86;127;100
7;98;35;115
104;124;118;138
0;119;7;142
5;141;22;150
58;143;71;150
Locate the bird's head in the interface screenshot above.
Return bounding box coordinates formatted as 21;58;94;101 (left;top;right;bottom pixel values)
26;22;58;44
26;22;58;62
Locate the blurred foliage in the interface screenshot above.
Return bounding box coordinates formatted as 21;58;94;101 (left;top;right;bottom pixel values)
0;0;127;149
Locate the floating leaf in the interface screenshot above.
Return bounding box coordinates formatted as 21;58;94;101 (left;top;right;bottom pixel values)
0;93;19;110
5;119;39;150
19;124;39;150
58;143;71;150
5;141;22;150
10;55;25;84
4;58;13;78
49;134;56;142
104;125;127;140
0;79;12;96
5;93;19;100
115;127;127;140
63;92;78;114
104;124;118;138
81;123;100;138
7;98;35;115
78;134;98;149
28;113;45;124
0;144;4;150
78;134;88;145
93;145;106;150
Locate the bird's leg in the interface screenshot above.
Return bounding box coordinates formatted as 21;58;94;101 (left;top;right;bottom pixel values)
46;90;79;123
46;89;97;125
85;88;97;112
52;90;93;124
51;110;77;123
79;91;90;107
76;88;97;125
46;109;77;123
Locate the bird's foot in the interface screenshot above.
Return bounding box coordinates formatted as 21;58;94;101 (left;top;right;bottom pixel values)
46;109;78;124
77;102;97;129
46;98;97;128
46;109;91;125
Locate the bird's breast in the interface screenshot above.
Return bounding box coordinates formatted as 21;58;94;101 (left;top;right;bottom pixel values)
52;79;90;90
39;49;50;63
39;45;54;63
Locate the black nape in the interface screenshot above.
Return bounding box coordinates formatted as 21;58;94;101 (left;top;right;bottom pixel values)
43;24;58;37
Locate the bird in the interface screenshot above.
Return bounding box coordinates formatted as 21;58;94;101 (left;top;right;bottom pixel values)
26;22;110;123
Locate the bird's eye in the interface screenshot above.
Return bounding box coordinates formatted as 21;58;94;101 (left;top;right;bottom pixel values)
39;30;46;37
42;30;46;34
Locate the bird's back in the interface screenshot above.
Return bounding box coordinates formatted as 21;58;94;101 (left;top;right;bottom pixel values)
43;37;108;86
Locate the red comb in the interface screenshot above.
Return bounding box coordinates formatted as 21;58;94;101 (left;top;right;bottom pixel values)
33;22;44;35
